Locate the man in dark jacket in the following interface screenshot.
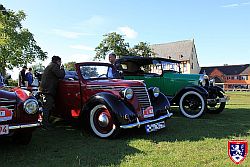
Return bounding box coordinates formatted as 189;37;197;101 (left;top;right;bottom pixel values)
108;53;124;79
40;56;65;129
18;66;27;87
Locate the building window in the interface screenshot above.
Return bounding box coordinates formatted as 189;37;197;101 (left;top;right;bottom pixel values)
183;63;187;72
191;63;193;69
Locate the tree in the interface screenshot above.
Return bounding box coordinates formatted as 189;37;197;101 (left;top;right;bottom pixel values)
94;32;130;60
31;63;45;72
64;61;76;71
130;42;155;57
0;6;47;76
94;32;155;60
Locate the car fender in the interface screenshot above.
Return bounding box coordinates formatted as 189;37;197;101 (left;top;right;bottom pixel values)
171;85;208;105
208;85;225;93
81;92;137;125
150;92;171;111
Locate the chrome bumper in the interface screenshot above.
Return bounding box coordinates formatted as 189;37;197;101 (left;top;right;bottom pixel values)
120;112;173;129
9;122;41;130
207;95;230;104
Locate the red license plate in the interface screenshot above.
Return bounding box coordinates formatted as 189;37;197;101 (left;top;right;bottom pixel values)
0;125;9;135
143;106;154;118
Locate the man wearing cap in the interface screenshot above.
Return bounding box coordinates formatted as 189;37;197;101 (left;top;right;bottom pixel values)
18;66;27;87
40;56;65;130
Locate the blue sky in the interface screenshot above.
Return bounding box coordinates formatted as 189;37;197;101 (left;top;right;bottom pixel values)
1;0;250;76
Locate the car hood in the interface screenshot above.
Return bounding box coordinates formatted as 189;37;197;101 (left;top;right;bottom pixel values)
87;79;145;87
164;73;202;81
0;87;30;104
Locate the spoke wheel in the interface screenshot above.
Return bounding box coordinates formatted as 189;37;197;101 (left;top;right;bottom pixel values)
179;91;206;119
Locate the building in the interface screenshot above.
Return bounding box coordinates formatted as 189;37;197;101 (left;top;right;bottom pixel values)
200;64;250;91
150;39;200;74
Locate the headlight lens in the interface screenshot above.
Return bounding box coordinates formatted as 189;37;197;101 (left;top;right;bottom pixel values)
120;88;133;100
152;87;160;97
199;75;208;87
24;99;39;114
209;78;215;86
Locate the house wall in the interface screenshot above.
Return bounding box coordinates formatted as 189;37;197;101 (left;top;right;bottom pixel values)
190;46;200;74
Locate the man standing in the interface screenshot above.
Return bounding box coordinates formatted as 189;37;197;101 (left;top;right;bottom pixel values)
18;66;27;87
25;67;33;87
40;56;65;129
108;53;123;78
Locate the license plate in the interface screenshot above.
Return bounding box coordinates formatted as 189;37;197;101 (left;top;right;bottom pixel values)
0;124;9;135
143;106;154;118
145;121;165;133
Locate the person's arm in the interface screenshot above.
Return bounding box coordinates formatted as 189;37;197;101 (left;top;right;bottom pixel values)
51;64;65;79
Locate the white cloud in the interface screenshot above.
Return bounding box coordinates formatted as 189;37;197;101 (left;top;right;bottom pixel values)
222;2;250;8
69;44;94;51
52;29;94;39
84;15;106;27
222;3;239;8
117;26;138;39
242;2;250;5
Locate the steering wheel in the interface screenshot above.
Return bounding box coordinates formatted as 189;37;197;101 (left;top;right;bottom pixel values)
98;74;107;78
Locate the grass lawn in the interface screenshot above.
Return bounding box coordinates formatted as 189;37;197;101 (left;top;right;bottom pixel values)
1;92;250;167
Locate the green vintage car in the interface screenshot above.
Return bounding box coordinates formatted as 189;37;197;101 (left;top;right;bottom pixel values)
117;56;228;119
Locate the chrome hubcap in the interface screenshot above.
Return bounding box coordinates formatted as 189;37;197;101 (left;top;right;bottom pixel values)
98;113;109;127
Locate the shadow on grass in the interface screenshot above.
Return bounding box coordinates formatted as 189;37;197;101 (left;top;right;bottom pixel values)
124;106;250;143
1;107;250;167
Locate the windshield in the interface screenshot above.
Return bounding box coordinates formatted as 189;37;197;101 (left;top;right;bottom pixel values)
161;61;180;73
79;64;117;79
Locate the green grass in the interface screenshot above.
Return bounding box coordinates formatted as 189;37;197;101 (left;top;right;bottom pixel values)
1;92;250;167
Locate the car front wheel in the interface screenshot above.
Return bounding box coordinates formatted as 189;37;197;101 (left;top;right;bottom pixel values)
89;104;119;138
179;91;206;119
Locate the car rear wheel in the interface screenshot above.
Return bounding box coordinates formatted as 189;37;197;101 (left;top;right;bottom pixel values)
89;104;119;138
207;91;226;114
179;91;206;119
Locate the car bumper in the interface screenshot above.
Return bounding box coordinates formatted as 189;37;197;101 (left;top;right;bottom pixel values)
9;122;41;130
207;95;230;104
119;112;173;129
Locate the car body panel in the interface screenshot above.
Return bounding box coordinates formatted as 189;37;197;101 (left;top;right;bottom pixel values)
0;87;40;143
54;62;172;137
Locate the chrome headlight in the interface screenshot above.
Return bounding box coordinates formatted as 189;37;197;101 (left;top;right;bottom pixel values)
209;78;215;86
199;75;208;87
24;99;39;114
120;88;133;100
152;87;160;97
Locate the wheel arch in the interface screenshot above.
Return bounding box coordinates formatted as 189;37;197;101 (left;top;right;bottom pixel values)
171;85;208;105
80;92;136;125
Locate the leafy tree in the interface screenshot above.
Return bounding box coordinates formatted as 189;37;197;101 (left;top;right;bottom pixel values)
94;32;130;60
0;6;47;76
130;42;155;57
31;63;45;72
94;32;155;60
64;61;76;71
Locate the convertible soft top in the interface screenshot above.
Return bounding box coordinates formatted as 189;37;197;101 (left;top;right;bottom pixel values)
117;56;181;66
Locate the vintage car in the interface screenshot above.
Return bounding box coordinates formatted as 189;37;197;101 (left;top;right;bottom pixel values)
117;56;229;119
53;62;173;138
0;87;41;144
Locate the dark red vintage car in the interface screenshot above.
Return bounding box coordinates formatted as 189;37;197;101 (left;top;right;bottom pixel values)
0;87;41;144
54;62;173;138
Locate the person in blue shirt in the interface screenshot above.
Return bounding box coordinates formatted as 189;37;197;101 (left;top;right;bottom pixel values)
0;73;4;87
108;53;124;79
25;68;33;86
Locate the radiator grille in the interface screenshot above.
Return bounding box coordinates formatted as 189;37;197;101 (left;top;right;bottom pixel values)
131;86;151;110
